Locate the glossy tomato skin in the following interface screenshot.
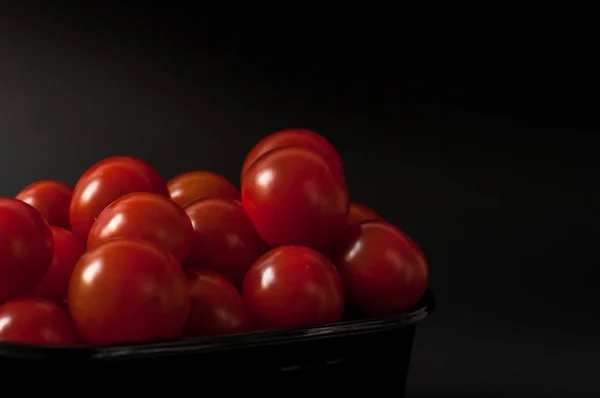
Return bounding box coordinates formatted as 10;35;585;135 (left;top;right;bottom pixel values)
184;269;251;337
168;171;240;208
345;202;383;230
321;202;384;260
68;239;190;345
334;221;429;317
242;147;349;249
241;128;344;181
31;227;85;304
16;180;73;229
242;246;345;331
69;156;169;240
87;192;194;264
0;298;78;345
185;198;267;288
0;198;54;304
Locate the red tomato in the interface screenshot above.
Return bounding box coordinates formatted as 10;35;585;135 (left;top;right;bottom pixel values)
242;246;345;331
241;128;344;181
16;180;73;229
31;227;85;304
333;221;429;317
87;193;194;264
69;156;169;240
0;298;78;345
184;269;251;337
345;202;383;230
68;239;190;345
0;198;53;304
184;198;267;288
321;203;384;260
242;147;349;249
168;171;240;208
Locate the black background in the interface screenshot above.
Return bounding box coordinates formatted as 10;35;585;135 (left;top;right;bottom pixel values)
1;5;598;397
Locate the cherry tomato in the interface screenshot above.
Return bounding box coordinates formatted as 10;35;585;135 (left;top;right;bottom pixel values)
333;221;429;317
184;269;251;338
31;227;85;304
241;128;344;181
168;171;240;208
321;203;385;260
16;180;73;229
87;193;194;264
345;202;383;230
242;147;349;249
69;156;169;240
242;246;345;331
68;239;190;345
185;198;267;288
0;198;53;304
0;298;78;345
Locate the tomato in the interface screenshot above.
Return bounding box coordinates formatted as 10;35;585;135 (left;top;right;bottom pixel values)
241;128;344;181
69;156;169;240
0;198;54;304
184;198;267;288
168;171;240;208
242;147;349;249
333;221;429;317
68;239;190;345
184;269;251;337
242;246;345;331
31;227;85;304
345;202;383;230
87;193;194;264
0;298;78;345
321;202;385;260
16;180;73;229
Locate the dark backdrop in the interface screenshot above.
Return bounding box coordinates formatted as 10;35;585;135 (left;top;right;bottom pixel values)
0;6;597;397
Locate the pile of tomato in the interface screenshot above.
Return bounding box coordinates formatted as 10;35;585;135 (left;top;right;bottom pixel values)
0;129;429;346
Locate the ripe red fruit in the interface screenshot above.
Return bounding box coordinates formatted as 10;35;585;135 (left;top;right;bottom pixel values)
168;171;240;208
345;202;383;230
0;298;78;345
87;192;194;264
16;180;73;229
184;269;251;337
321;202;384;261
31;227;85;304
242;246;345;331
334;221;429;317
68;239;190;345
184;198;267;288
241;128;344;181
69;156;169;240
0;198;54;304
242;146;349;249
